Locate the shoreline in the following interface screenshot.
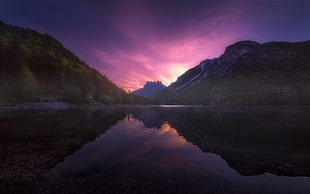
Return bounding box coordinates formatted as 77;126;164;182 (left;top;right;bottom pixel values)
1;103;310;110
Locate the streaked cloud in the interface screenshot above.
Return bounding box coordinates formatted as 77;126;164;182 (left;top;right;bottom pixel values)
1;0;309;91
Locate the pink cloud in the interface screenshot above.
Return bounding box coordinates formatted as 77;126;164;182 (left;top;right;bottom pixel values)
93;3;244;91
95;33;238;91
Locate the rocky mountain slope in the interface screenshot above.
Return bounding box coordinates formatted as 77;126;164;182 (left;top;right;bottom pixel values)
158;40;310;105
132;81;166;98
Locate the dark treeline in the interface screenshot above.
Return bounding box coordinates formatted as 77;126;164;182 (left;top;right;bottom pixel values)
0;21;152;104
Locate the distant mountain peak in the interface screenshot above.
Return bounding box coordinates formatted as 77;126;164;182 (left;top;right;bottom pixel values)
223;40;260;58
132;81;167;98
144;81;165;88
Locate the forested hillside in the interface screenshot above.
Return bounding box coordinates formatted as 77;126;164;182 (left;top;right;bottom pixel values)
0;21;149;104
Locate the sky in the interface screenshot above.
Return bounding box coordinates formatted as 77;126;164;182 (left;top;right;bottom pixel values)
1;0;310;91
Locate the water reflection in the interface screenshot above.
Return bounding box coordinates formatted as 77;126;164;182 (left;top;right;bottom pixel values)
34;107;310;194
133;106;310;177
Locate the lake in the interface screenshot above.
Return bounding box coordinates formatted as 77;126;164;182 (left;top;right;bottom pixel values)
1;105;310;193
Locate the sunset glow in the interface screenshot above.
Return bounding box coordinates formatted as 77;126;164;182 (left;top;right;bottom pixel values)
1;0;310;91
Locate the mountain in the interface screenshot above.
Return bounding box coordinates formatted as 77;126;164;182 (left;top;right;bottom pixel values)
0;21;145;104
132;81;166;98
158;40;310;105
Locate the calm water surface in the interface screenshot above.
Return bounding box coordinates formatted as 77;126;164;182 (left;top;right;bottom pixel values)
2;106;310;193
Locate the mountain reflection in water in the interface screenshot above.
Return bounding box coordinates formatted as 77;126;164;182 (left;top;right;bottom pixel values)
32;106;310;194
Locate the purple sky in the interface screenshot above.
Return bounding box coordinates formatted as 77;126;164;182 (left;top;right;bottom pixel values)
1;0;310;91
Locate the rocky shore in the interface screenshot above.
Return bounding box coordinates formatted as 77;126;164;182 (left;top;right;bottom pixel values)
0;107;126;193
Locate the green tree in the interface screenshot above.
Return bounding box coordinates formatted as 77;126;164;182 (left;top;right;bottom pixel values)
63;85;85;103
19;64;39;95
